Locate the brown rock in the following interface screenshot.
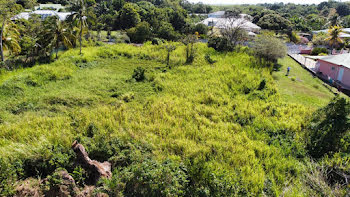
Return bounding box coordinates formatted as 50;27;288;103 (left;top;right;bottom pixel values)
15;178;42;197
72;141;112;184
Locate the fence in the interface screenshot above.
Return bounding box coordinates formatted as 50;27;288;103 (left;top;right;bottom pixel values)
288;54;317;73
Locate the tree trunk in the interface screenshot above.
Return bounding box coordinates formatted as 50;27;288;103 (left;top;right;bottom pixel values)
0;18;6;62
55;44;59;59
79;18;82;55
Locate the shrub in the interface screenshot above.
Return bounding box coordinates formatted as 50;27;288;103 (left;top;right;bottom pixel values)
156;22;180;41
116;34;131;44
252;35;287;63
109;159;188;197
306;97;350;158
121;92;135;102
208;36;235;52
287;31;300;43
0;158;16;196
151;38;163;45
132;67;146;82
205;54;217;64
127;22;152;43
182;35;198;64
193;24;209;35
311;47;328;56
257;79;267;90
312;32;328;46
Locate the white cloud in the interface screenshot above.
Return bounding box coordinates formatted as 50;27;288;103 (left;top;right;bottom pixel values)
187;0;346;5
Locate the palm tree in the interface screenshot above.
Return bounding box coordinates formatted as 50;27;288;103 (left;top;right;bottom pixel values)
1;22;21;58
0;0;20;62
47;17;75;59
68;0;87;55
325;25;343;50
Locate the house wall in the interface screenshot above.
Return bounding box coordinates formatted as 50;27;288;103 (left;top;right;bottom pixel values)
341;67;350;86
317;59;350;86
318;60;339;80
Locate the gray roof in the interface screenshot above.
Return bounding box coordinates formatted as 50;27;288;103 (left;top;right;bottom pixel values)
200;17;261;32
319;53;350;69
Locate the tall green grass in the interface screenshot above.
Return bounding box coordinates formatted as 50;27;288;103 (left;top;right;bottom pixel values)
0;42;336;195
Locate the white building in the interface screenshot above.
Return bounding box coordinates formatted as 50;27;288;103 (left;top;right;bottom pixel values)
200;17;261;33
12;10;72;21
34;4;65;11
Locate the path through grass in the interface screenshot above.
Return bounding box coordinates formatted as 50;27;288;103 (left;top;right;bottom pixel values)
273;56;336;109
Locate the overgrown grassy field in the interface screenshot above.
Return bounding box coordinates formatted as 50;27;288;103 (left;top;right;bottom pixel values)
273;57;335;108
0;43;341;196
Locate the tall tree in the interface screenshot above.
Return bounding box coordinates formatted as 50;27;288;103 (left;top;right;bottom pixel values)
68;0;88;55
0;0;21;62
119;3;141;29
1;22;21;56
257;14;291;33
326;25;343;49
46;17;75;59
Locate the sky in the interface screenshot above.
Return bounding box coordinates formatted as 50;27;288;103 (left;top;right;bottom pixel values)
187;0;347;5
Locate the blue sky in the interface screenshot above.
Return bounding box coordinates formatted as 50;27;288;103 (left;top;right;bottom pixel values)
187;0;347;5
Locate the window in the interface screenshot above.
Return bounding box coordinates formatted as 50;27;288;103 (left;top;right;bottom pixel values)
332;67;335;70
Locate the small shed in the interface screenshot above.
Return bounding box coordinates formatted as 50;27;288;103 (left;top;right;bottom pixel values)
316;53;350;89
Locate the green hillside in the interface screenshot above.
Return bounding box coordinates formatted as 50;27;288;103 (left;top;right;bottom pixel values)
0;43;346;196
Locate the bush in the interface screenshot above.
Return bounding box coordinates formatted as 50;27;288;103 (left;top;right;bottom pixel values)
127;22;152;43
193;24;209;35
132;67;146;82
205;54;217;64
114;159;188;197
0;158;17;196
252;35;287;63
311;47;328;56
151;38;163;45
208;36;235;52
306;97;350;158
156;22;180;41
312;32;328;46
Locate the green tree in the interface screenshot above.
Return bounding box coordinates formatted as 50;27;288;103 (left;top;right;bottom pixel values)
325;25;343;49
306;14;326;31
312;32;328;46
119;3;141;29
193;23;208;35
257;14;291;32
68;0;88;55
341;15;350;28
336;3;350;17
182;34;197;64
1;22;21;57
126;21;152;43
306;97;350;158
156;21;179;40
0;0;21;62
252;35;287;64
47;17;75;59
